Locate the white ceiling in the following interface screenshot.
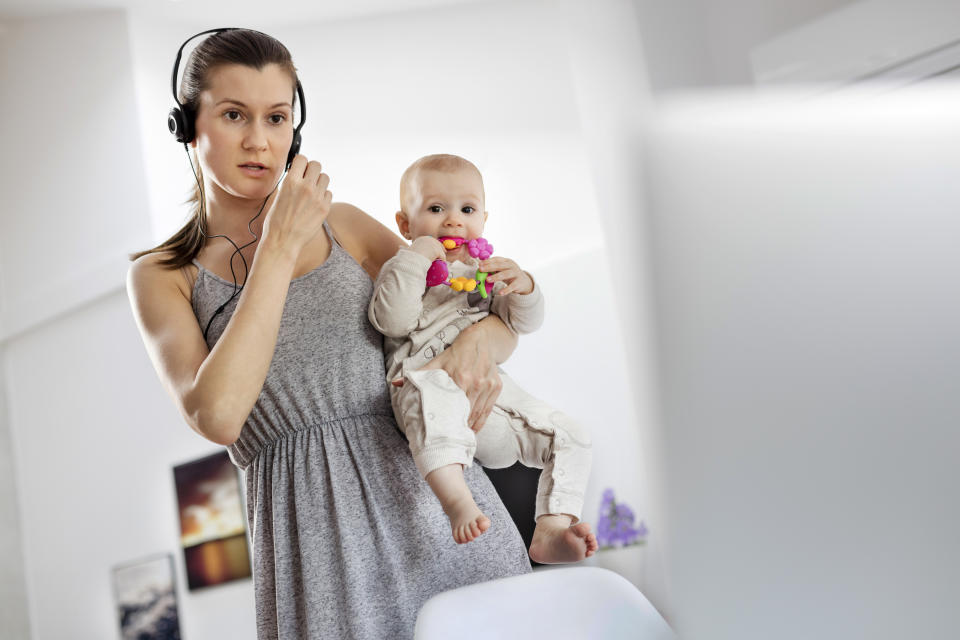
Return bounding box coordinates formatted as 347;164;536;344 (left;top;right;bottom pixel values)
0;0;490;27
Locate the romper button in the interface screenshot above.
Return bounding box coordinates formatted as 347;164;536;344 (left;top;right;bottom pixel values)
557;437;565;446
428;413;435;420
559;469;565;476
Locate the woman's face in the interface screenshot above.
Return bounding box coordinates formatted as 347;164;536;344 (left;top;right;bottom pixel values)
192;63;295;203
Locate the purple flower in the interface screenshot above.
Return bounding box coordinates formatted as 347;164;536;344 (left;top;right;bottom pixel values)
596;488;647;548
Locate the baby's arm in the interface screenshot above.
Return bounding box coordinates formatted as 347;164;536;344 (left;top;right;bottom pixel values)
368;237;445;338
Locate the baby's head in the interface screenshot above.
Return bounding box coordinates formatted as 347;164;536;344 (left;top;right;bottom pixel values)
397;154;488;262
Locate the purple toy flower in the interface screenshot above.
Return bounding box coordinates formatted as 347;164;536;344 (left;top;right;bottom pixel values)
467;238;493;260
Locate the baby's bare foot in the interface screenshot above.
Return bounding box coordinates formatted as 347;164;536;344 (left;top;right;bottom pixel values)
425;464;491;544
446;495;491;544
529;516;599;564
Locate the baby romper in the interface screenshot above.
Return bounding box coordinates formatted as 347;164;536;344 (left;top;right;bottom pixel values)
369;248;592;521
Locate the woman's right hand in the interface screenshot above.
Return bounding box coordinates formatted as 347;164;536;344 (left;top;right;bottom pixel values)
262;155;332;257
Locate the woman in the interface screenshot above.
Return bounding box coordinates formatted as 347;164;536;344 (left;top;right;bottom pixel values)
127;28;531;639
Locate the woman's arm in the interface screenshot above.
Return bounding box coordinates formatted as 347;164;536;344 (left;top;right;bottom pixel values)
127;243;297;445
127;157;331;446
428;314;518;431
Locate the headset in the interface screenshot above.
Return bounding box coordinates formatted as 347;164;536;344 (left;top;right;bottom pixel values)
168;27;306;169
167;28;307;340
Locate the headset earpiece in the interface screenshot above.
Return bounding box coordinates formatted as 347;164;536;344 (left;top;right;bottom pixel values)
167;106;194;144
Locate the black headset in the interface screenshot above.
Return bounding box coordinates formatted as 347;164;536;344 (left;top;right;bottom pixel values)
167;27;306;170
168;28;307;341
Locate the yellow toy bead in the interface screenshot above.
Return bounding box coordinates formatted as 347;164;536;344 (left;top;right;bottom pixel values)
464;280;477;292
442;239;458;250
450;278;465;291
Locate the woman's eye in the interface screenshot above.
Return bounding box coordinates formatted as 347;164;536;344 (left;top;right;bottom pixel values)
224;110;242;121
429;206;443;213
462;206;475;214
269;114;287;124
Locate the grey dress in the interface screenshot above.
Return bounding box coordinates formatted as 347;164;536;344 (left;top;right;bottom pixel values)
191;222;531;640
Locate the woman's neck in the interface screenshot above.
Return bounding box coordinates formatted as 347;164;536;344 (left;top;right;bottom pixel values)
202;179;276;245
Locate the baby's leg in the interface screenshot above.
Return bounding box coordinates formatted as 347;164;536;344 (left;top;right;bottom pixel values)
527;412;597;563
483;376;597;563
425;464;491;544
395;368;490;544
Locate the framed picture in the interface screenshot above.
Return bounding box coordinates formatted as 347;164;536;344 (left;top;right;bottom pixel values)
173;450;251;590
111;553;181;640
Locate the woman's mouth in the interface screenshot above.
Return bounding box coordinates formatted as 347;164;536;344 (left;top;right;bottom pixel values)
239;163;268;176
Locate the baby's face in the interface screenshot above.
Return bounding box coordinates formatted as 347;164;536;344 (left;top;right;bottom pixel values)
400;168;487;262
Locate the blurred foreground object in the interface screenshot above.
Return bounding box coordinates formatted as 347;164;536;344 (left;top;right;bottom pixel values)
644;85;960;640
414;566;675;639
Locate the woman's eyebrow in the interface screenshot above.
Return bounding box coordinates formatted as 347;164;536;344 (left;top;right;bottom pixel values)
215;99;292;109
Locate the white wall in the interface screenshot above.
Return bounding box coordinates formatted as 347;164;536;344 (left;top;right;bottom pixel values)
632;0;858;91
2;2;658;638
0;354;31;640
0;12;152;342
0;10;155;639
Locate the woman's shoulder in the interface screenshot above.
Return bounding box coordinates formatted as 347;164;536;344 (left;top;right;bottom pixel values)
327;202;406;279
127;251;198;304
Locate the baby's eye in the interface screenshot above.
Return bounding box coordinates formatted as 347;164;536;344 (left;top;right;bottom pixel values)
224;110;243;121
428;205;443;213
462;206;475;214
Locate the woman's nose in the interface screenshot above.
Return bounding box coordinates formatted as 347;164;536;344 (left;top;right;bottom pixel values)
243;121;269;150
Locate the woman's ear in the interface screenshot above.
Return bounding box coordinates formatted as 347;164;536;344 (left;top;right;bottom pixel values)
395;211;411;240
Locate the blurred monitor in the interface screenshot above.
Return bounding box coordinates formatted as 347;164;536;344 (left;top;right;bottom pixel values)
642;85;960;640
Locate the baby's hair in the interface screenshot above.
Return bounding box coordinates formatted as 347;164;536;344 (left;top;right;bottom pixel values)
399;154;484;211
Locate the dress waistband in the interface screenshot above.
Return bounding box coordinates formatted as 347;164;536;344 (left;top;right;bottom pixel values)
227;413;396;469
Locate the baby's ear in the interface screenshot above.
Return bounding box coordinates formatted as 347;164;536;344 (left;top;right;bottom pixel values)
395;210;411;240
483;210;489;225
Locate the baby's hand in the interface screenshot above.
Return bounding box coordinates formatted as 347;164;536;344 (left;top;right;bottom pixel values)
480;256;534;296
409;236;445;261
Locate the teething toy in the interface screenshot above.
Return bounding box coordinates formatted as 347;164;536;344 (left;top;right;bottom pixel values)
427;236;495;298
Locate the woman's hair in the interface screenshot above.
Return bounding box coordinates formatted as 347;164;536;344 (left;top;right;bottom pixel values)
129;29;298;268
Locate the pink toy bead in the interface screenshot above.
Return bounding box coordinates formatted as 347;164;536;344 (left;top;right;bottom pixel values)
468;238;493;260
426;260;449;287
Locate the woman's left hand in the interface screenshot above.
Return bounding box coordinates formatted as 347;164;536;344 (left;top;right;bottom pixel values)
393;323;502;432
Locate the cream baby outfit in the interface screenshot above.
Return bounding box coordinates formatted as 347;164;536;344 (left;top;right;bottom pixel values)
368;248;592;521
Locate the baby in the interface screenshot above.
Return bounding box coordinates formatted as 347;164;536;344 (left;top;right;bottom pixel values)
368;154;597;563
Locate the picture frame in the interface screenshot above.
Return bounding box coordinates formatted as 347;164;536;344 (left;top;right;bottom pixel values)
172;450;251;590
111;552;181;640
